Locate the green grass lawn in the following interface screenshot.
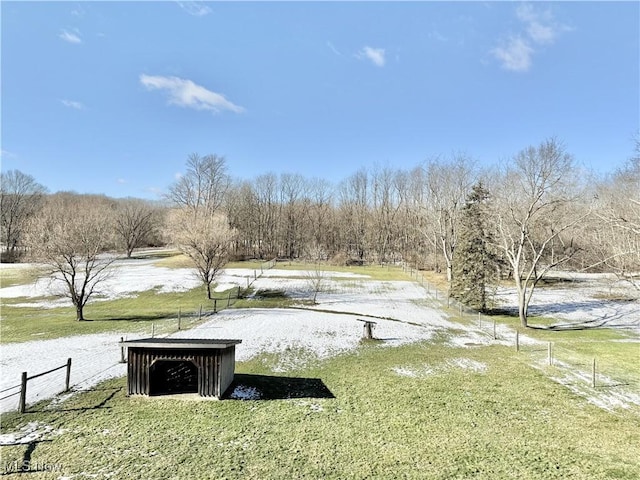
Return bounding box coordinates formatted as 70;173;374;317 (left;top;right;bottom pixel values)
0;265;46;288
0;259;412;343
445;305;639;393
1;342;638;479
0;285;241;344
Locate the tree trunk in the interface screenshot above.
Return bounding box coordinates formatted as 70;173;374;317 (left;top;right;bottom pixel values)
76;304;86;321
446;263;453;283
518;302;528;328
517;286;528;328
206;282;213;300
513;271;529;328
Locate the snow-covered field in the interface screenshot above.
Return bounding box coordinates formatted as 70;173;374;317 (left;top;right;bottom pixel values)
1;257;638;414
494;273;639;334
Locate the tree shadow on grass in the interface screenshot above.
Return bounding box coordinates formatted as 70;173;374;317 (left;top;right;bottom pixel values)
225;374;335;400
96;313;181;322
39;387;121;414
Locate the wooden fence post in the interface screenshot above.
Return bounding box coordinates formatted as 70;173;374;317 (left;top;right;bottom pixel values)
548;342;552;366
592;358;596;388
227;290;232;307
493;318;497;340
120;337;126;363
151;323;155;338
214;299;217;314
19;372;27;413
516;330;520;352
65;358;72;392
198;304;202;321
178;308;182;330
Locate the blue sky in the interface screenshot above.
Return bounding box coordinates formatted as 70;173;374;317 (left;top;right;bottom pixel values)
2;1;639;199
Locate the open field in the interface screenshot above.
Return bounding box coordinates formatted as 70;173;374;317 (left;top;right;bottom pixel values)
1;253;639;478
1;344;639;479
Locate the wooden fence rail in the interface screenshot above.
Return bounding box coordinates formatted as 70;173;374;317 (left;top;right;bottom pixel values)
18;358;72;413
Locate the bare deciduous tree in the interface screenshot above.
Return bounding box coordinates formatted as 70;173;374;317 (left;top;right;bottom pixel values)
305;246;329;304
167;153;230;214
338;169;371;263
279;173;308;259
421;154;476;282
491;138;588;327
166;153;234;298
113;198;159;258
167;209;235;299
0;170;47;261
23;193;115;321
589;145;640;290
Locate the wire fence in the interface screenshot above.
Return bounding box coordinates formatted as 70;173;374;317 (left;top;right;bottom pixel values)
402;261;640;400
1;359;72;413
2;259;280;415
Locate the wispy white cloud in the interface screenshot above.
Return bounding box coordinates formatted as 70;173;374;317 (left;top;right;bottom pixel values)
491;3;571;72
117;178;127;185
516;3;565;45
60;99;85;110
491;36;534;72
327;41;343;56
140;74;245;114
59;28;82;44
0;149;17;159
71;6;85;17
359;46;386;67
177;1;212;17
428;30;448;43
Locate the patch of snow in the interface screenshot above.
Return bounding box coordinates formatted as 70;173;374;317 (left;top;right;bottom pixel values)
392;366;434;377
0;258;202;308
448;358;487;373
494;273;639;335
392;359;486;377
545;359;640;412
229;385;261;400
3;258;636;414
0;421;63;446
293;400;325;412
0;333;128;413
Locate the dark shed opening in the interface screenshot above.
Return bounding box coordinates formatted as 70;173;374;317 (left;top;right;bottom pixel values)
121;338;242;399
149;359;198;396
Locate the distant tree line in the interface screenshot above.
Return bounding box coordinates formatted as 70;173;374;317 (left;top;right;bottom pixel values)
2;136;638;325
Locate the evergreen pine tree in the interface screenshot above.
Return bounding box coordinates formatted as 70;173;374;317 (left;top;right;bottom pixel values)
450;182;497;311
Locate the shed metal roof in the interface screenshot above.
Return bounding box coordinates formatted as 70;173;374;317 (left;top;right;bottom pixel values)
121;338;242;349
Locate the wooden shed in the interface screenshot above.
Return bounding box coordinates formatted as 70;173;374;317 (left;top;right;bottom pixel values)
121;338;242;399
